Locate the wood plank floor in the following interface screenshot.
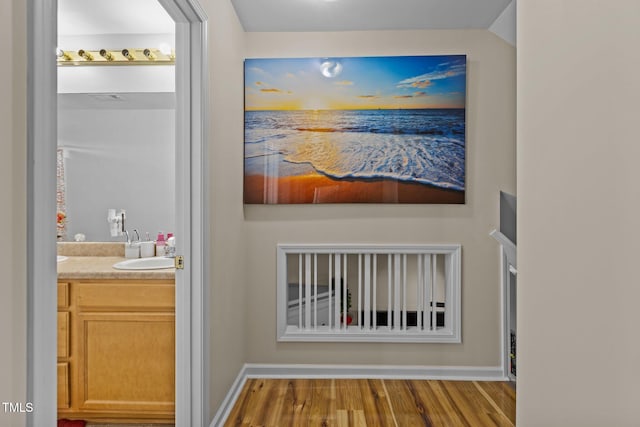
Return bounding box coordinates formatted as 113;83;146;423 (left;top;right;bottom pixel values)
225;379;515;427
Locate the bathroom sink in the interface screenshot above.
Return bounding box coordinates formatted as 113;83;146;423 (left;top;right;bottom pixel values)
113;257;174;270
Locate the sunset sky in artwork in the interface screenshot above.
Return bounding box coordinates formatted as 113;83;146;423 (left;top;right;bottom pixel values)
244;55;466;111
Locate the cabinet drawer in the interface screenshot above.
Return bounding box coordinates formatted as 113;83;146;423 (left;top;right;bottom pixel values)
58;282;69;309
57;312;69;359
57;362;70;409
77;281;175;311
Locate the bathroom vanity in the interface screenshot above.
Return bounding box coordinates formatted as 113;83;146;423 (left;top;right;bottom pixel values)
57;244;175;424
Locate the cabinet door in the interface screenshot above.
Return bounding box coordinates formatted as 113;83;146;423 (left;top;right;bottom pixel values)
57;312;70;359
57;362;70;409
76;311;175;415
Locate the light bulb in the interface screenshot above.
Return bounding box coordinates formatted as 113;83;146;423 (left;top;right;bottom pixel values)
122;49;135;60
158;43;172;55
56;48;72;60
143;48;156;60
78;49;94;61
99;49;114;61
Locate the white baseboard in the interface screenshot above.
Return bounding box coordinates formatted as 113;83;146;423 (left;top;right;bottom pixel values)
209;364;249;427
209;363;506;427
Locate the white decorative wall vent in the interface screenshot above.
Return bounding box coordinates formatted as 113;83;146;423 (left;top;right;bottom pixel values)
277;244;461;343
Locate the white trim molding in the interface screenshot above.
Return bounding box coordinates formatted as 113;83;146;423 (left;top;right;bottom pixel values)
27;0;59;424
277;244;462;343
490;229;517;381
210;363;507;427
490;230;516;269
158;1;209;425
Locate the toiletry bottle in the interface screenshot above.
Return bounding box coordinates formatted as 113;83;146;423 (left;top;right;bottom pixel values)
156;232;166;257
166;235;176;257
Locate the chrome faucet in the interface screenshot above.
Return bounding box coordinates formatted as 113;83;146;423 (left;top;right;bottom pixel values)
122;229;142;259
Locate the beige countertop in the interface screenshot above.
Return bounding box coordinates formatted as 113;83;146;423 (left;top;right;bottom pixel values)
58;241;125;257
57;242;175;280
57;256;175;280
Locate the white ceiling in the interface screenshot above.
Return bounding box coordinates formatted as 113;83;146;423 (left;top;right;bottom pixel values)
58;0;513;35
58;0;174;36
231;0;513;32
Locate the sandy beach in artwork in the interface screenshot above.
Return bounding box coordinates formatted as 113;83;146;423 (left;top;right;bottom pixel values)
244;173;465;204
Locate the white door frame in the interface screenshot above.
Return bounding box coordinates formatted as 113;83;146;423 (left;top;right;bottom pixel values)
26;0;208;425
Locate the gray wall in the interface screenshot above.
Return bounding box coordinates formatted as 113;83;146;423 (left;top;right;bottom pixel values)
58;99;175;241
206;0;248;418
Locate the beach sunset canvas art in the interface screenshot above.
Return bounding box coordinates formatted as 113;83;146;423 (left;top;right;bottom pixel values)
244;55;467;204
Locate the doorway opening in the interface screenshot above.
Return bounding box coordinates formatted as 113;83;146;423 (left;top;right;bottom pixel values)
27;0;208;425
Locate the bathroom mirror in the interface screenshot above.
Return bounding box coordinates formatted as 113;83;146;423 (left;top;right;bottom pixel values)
57;92;176;241
57;0;176;242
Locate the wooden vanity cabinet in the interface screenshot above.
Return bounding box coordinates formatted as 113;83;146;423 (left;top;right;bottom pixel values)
57;282;71;410
57;279;175;424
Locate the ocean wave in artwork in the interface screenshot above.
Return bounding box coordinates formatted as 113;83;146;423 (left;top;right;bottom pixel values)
245;109;465;191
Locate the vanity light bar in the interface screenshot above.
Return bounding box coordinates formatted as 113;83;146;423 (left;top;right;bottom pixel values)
57;48;175;66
